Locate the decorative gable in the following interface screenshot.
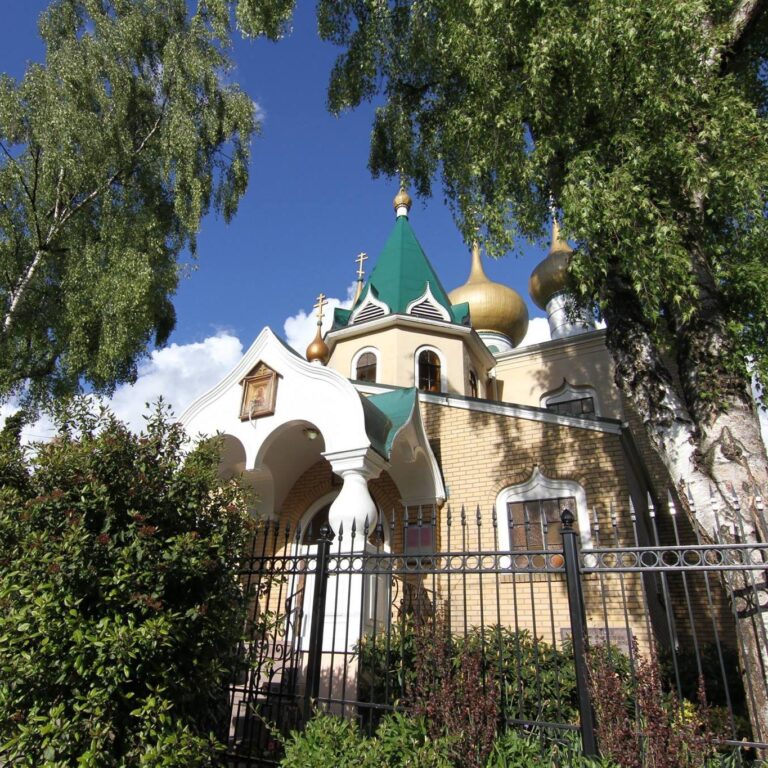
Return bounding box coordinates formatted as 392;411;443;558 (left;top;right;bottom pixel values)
406;282;451;322
350;287;390;325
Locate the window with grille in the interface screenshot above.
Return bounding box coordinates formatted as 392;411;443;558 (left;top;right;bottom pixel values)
404;508;436;554
356;352;377;382
507;496;576;551
546;396;595;418
418;350;441;393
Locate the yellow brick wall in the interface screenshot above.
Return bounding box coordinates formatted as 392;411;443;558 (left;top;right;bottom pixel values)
248;399;735;659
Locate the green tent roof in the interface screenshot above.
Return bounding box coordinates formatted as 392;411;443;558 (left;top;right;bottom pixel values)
333;215;469;329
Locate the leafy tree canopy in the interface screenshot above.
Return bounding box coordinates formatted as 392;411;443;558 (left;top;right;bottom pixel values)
317;3;768;733
0;401;253;765
0;0;293;408
318;0;768;409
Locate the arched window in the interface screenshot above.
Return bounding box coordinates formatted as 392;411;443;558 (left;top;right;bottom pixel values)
418;350;442;393
495;468;591;558
541;380;600;418
351;347;379;383
356;352;377;382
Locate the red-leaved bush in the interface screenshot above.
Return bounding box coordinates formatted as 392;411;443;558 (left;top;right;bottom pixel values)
588;640;719;768
405;614;499;768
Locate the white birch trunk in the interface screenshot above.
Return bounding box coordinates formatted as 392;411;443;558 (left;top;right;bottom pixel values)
607;313;768;745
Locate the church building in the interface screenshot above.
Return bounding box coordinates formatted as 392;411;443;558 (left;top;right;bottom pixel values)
180;189;672;657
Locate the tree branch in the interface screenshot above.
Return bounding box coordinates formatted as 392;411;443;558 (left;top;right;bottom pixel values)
2;104;167;339
56;105;166;232
720;0;768;71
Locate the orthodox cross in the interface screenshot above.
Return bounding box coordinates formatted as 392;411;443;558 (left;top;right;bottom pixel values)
313;293;328;324
355;252;368;281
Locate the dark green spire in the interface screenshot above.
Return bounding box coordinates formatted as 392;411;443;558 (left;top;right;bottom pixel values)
333;213;469;329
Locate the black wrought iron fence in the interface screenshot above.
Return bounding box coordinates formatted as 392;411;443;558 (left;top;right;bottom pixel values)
221;498;768;767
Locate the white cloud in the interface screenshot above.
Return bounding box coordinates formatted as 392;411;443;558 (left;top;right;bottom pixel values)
283;282;357;355
252;100;266;125
1;333;244;444
108;333;243;430
518;316;551;348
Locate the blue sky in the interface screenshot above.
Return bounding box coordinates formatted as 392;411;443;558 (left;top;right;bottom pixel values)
1;1;551;435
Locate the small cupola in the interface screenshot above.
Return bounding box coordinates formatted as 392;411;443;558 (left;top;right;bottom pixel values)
306;293;331;365
529;218;595;340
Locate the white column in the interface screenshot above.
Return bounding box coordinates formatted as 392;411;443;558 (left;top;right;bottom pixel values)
320;448;389;713
325;448;387;551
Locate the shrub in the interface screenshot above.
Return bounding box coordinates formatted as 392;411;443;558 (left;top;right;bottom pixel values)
461;626;579;726
0;402;252;766
486;729;620;768
406;615;499;768
279;711;454;767
588;641;721;768
357;619;579;726
281;712;623;768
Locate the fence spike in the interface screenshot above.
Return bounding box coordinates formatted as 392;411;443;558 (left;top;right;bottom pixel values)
667;489;677;516
686;483;697;512
709;484;720;514
446;503;452;526
460;505;467;526
646;491;655;518
476;505;482;526
492;505;498;527
363;516;369;537
627;496;635;524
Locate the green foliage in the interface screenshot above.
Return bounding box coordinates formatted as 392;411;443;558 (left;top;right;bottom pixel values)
318;0;768;407
0;0;294;407
281;712;622;768
487;730;619;768
461;626;581;726
279;711;454;768
0;400;253;765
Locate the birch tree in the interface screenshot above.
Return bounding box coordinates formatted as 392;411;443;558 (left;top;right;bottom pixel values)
317;0;768;739
0;0;292;406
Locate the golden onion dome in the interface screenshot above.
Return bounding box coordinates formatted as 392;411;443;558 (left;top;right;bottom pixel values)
448;243;529;347
529;218;573;310
393;188;412;214
306;324;330;365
